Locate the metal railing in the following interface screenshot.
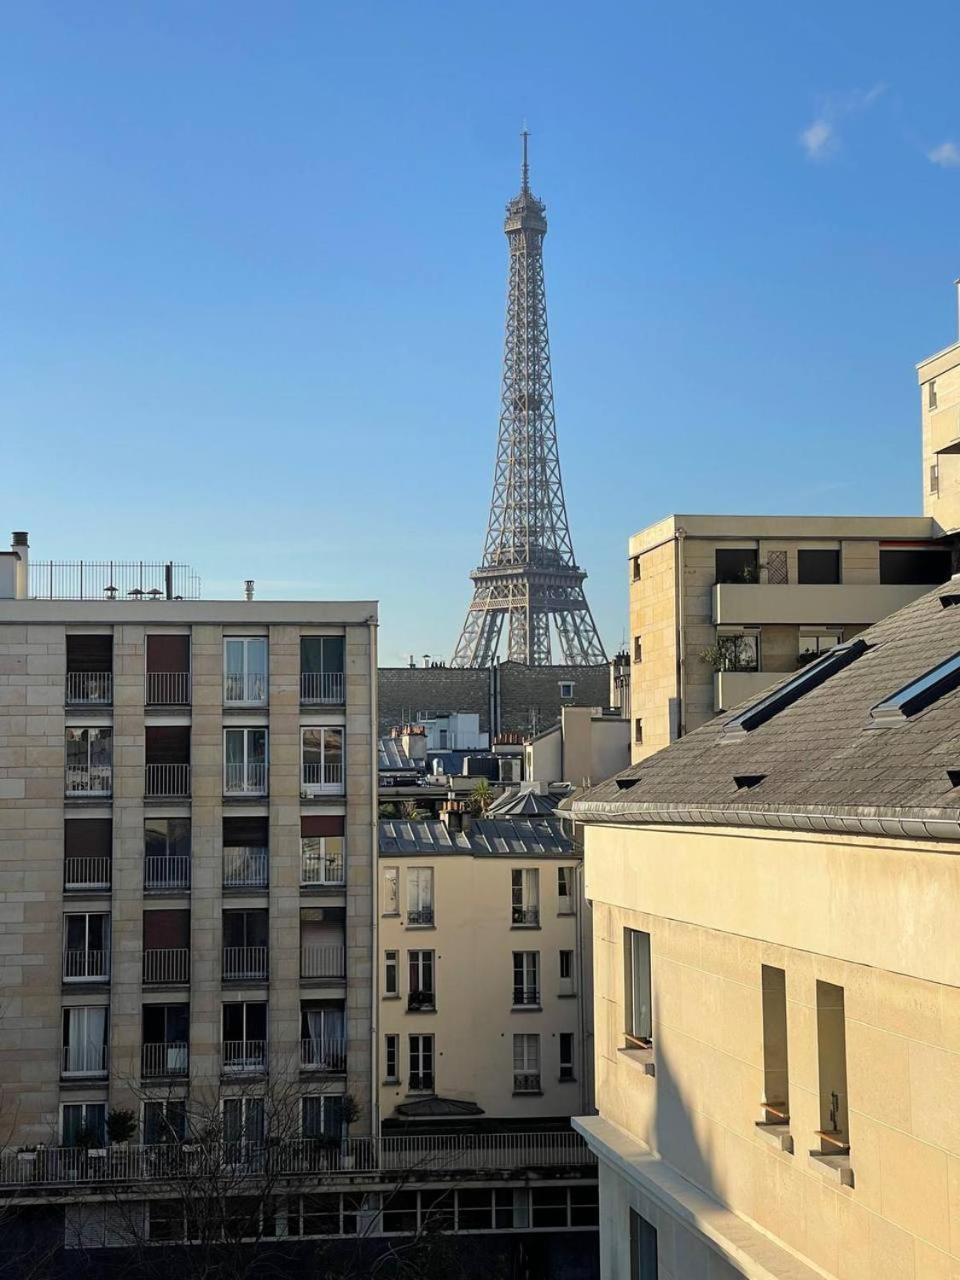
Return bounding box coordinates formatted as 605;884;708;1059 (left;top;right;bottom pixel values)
0;1130;595;1189
300;849;344;886
64;857;111;891
300;672;345;704
408;1073;434;1092
62;950;109;982
407;990;436;1012
407;907;434;926
141;1043;189;1078
222;848;268;889
223;673;268;705
142;948;190;985
143;856;191;891
224;763;267;796
513;1072;542;1093
223;947;268;981
511;906;540;926
300;1038;347;1072
65;672;112;705
64;766;112;797
301;762;343;791
145;763;191;799
62;1044;108;1076
222;1040;267;1073
30;560;200;602
300;945;346;980
145;672;191;706
512;986;540;1007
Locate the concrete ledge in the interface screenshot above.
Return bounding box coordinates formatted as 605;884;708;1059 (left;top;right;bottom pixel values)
573;1115;834;1280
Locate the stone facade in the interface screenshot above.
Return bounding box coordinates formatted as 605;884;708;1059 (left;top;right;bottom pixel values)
919;336;960;534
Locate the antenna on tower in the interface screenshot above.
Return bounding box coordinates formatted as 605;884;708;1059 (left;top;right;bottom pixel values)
521;122;530;194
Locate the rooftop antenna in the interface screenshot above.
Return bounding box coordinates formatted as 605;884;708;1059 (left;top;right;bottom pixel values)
521;121;530;194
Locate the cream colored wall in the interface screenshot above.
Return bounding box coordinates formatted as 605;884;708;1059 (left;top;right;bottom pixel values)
919;343;960;532
378;853;584;1121
629;539;678;763
586;820;960;1279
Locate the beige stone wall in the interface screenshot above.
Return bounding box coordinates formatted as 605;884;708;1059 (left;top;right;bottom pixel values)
920;343;960;532
629;538;677;762
586;820;960;1279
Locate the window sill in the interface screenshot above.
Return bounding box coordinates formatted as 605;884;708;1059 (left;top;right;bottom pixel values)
618;1046;655;1077
557;991;577;999
808;1150;854;1188
512;1090;543;1098
382;994;400;1001
558;1076;577;1084
383;1077;399;1086
755;1121;793;1154
404;923;436;931
381;911;400;918
511;1005;542;1013
406;1007;437;1015
510;924;541;931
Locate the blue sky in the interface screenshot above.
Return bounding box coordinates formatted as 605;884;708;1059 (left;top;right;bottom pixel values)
1;2;958;664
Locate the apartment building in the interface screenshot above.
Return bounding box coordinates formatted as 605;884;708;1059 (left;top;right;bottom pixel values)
919;323;960;533
574;579;960;1278
378;805;594;1128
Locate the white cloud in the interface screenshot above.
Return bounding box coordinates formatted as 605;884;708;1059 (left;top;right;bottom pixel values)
799;83;886;162
928;141;960;169
800;119;835;160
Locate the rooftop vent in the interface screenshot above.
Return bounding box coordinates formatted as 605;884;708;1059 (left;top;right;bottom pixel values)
940;594;960;609
615;777;639;791
870;650;960;726
734;774;766;790
947;769;960;788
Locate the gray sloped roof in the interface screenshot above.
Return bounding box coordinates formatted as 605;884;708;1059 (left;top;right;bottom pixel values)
486;788;560;816
378;737;419;772
573;580;960;840
379;816;573;857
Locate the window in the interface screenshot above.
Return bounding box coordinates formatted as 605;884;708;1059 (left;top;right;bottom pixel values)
559;1032;575;1081
633;635;642;663
929;378;938;410
511;868;539;926
223;910;269;980
300;1002;345;1070
721;638;868;739
630;1209;658;1278
222;1001;267;1071
408;950;435;1010
384;1034;399;1082
301;727;344;793
145;633;190;706
879;547;952;585
559;681;574;699
796;548;840;584
715;547;758;584
512;952;540;1006
65;635;112;705
292;1192;360;1237
559;950;573;980
408;1034;434;1091
761;966;789;1126
815;981;850;1157
61;1102;106;1148
407;867;434;925
302;1093;343;1141
383;866;399;915
223;727;268;795
300;816;345;885
513;1033;540;1092
530;1186;567;1228
223;815;269;889
624;928;652;1047
871;650;960;725
63;912;110;981
144;817;191;890
634;718;643;745
143;1099;187;1144
632;555;642;582
931;462;940;496
300;636;345;704
715;631;759;672
223;636;268;705
382;1190;419;1235
142;908;190;984
64;817;112;891
223;1096;265;1151
62;1006;108;1076
384;949;399;997
65;727;112;795
457;1188;514;1231
557;866;574;913
797;631;841;665
142;1003;189;1077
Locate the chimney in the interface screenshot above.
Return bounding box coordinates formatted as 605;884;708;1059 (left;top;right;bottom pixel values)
439;801;463;834
244;580;255;602
11;532;28;600
422;654;430;668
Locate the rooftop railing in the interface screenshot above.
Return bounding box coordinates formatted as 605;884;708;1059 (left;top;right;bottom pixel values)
30;560;201;602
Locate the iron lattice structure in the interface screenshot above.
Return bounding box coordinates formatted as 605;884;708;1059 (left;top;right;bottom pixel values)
452;134;607;668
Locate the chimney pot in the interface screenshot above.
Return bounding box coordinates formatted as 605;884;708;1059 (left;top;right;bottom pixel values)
244;579;255;602
11;532;28;547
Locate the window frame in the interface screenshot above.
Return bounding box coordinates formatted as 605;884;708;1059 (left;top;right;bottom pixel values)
624;928;653;1048
406;867;434;926
384;1034;399;1083
223;636;268;706
384;949;399;998
408;1033;435;1091
300;726;345;795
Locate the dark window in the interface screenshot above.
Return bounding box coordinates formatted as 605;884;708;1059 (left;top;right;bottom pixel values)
625;928;652;1046
223;909;268;948
143;1003;188;1044
715;548;758;584
421;1189;454;1232
301;815;345;838
630;1209;658;1278
66;635;112;673
223;1001;267;1042
300;636;345;674
797;549;840;584
223;815;269;847
144;725;190;765
457;1188;495;1231
570;1184;599;1227
302;1193;341;1236
65;818;112;860
879;548;952;585
148;1200;185;1242
143;1100;186;1144
382;1190;418;1235
145;634;190;674
144;818;190;859
142;909;190;949
634;718;643;745
530;1186;568;1228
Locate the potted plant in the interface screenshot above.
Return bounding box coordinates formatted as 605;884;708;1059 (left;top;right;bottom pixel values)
106;1108;136;1147
339;1094;361;1169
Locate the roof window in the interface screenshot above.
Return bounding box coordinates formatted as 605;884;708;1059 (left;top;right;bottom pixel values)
734;774;766;790
721;638;869;740
870;651;960;725
615;777;639;791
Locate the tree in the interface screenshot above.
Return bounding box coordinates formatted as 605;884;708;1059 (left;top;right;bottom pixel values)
464;779;493;817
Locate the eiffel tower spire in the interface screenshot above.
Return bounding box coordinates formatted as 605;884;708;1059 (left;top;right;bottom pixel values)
451;132;607;668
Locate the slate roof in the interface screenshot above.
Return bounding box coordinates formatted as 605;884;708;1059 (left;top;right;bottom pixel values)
486;788;560;817
573;580;960;840
378;737;419;773
379;816;573;857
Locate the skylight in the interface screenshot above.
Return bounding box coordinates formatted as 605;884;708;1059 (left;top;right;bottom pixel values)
721;638;869;740
870;651;960;725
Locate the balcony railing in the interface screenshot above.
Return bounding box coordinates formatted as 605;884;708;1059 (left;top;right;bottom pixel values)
222;1040;267;1073
143;856;191;892
223;946;268;981
62;950;109;982
513;1072;542;1093
408;1073;434;1092
0;1131;595;1189
407;907;434;926
407;990;435;1012
300;672;345;705
62;1044;108;1077
300;1037;347;1072
223;673;268;705
142;948;190;985
65;672;112;705
224;763;267;796
64;857;111;891
222;848;268;889
512;906;540;926
300;849;345;886
141;1042;189;1078
145;763;191;799
65;766;112;797
512;986;540;1007
145;671;191;706
300;944;346;980
301;762;343;792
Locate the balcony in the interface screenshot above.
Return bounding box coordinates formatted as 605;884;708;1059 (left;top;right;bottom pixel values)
407;907;434;927
145;672;191;706
408;1073;434;1092
300;1037;347;1073
224;763;267;797
300;944;346;981
62;950;109;982
711;581;932;627
512;986;541;1008
407;990;435;1012
513;1072;542;1094
223;946;268;982
143;856;191;892
713;669;783;713
141;1042;189;1078
64;857;111;892
65;672;112;706
224;673;268;706
62;1044;108;1078
64;767;112;798
300;671;345;705
300;848;344;888
512;907;540;927
142;948;190;985
301;762;344;795
222;848;268;889
145;763;191;799
222;1040;267;1074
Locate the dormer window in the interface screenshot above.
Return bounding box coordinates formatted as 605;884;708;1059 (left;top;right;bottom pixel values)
870;651;960;725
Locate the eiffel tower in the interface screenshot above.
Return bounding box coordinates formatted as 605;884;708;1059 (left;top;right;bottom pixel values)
451;132;607;669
